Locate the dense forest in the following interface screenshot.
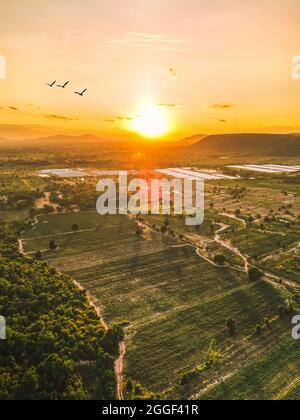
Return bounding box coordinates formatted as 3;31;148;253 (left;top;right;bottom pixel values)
0;223;120;400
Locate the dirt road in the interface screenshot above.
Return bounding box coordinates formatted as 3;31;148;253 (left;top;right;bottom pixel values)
115;342;126;400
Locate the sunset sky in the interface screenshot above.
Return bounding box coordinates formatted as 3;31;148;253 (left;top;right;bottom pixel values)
0;0;300;140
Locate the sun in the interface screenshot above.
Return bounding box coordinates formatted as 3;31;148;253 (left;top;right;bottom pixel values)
130;103;169;138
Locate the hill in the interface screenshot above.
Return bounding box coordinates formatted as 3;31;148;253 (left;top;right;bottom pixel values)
189;133;300;156
175;134;207;147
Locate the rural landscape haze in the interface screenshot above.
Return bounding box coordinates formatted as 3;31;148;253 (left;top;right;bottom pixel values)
0;0;300;404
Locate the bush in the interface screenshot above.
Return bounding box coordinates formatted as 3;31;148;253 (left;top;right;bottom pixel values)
248;267;264;282
226;318;237;336
214;254;226;266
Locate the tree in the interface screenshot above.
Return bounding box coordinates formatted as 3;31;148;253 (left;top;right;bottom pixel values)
226;318;237;336
29;207;38;219
0;223;116;400
62;375;89;400
126;379;134;394
255;324;262;336
35;250;42;260
235;209;241;217
16;367;39;399
49;240;57;251
248;267;264;282
135;226;143;236
248;216;254;224
37;353;74;392
214;254;226;266
71;224;79;232
43;205;55;214
160;225;167;234
102;325;124;356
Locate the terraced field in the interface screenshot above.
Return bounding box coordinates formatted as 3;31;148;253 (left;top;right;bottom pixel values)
22;211;296;399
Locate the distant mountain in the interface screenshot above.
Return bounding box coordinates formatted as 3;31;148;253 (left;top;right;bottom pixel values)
175;134;207;147
188;133;300;156
29;134;109;144
0;134;121;150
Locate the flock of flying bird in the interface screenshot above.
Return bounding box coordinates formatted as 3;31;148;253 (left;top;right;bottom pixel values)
46;80;87;96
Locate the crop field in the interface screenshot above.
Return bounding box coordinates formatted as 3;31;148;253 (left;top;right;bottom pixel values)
201;336;300;400
206;181;300;217
125;281;286;394
0;171;48;194
143;211;242;239
223;227;299;259
21;210;295;399
0;209;30;222
259;247;300;284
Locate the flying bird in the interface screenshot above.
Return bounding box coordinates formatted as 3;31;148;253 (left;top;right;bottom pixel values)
46;80;56;87
74;89;87;96
57;81;69;88
169;68;177;76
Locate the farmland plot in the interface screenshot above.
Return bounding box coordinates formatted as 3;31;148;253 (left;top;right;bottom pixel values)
223;227;299;259
260;249;300;284
201;336;300;400
22;211;292;398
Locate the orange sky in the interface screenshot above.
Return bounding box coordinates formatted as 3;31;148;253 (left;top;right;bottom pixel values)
0;0;300;140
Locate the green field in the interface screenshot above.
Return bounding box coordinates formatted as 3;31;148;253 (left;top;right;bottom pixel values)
223;227;299;259
0;209;30;222
201;336;300;400
22;211;295;399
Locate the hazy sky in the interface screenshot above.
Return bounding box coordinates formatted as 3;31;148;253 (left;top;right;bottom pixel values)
0;0;300;139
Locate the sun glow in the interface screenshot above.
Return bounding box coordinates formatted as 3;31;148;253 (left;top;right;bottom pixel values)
130;103;170;138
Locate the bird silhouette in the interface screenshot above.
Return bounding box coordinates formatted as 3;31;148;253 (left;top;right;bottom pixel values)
46;80;56;87
74;89;87;96
57;81;69;88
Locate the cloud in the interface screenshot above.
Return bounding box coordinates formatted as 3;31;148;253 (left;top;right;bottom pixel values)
210;104;232;110
0;106;21;111
158;104;176;108
107;32;192;51
104;115;134;123
46;114;78;122
169;68;177;76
